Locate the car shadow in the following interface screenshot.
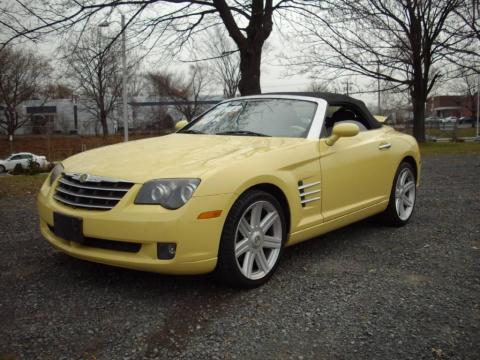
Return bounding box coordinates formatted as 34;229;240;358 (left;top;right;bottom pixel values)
52;216;384;292
37;217;393;356
283;217;380;256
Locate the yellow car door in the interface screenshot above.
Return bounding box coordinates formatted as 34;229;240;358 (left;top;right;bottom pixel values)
319;128;394;222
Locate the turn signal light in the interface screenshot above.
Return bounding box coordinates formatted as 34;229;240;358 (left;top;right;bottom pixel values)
197;210;222;220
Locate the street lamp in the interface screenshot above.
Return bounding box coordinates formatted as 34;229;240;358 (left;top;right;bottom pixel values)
99;14;128;142
477;75;479;139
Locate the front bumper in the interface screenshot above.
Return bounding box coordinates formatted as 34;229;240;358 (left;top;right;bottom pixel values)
37;180;233;275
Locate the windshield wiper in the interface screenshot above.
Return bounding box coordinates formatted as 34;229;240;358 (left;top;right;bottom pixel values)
180;129;205;134
215;130;270;137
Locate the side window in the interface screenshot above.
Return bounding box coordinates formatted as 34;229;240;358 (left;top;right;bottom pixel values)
10;155;21;160
321;105;371;137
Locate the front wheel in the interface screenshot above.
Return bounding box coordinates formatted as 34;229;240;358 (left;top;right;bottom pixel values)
215;190;286;288
381;162;417;226
0;165;5;173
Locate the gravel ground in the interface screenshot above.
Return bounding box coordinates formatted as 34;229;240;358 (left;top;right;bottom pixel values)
1;154;479;360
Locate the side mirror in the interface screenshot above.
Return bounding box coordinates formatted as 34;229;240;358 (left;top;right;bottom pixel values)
175;120;189;130
326;123;359;146
374;115;387;123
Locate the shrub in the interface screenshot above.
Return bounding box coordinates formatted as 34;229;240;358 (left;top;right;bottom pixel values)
9;159;51;176
45;162;55;172
11;163;25;175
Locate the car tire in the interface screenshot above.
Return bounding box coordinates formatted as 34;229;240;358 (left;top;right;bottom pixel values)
0;165;5;173
381;162;417;227
215;190;287;288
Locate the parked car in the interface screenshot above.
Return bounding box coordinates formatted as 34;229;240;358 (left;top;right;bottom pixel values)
37;93;421;287
0;152;48;173
425;116;439;124
459;116;474;125
441;116;458;123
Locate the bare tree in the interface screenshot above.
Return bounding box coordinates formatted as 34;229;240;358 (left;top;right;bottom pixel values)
63;29;125;136
451;71;479;122
128;71;146;98
141;106;174;132
0;46;51;137
458;0;480;42
445;0;480;75
292;0;463;142
45;83;74;99
305;81;330;93
147;65;210;121
0;0;324;96
201;28;241;98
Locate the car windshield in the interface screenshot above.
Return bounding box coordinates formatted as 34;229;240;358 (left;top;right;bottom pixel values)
181;98;317;138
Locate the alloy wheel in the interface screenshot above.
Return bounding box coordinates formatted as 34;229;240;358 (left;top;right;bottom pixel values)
395;167;416;221
234;200;283;280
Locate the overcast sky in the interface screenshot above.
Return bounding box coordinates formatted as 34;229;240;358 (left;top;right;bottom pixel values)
13;3;461;112
17;2;387;108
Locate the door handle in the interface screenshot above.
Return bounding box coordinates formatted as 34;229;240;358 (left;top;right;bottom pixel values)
378;143;391;150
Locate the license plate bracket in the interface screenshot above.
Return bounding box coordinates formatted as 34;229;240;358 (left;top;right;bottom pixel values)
53;212;84;244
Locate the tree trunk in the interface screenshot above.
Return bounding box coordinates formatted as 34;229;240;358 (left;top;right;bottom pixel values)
5;109;16;137
410;55;426;142
100;111;109;137
408;9;427;143
238;45;262;96
411;96;426;142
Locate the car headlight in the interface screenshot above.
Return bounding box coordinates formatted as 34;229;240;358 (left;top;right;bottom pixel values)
49;163;64;186
135;179;200;209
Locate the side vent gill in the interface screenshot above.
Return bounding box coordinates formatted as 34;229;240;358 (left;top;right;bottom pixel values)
298;180;321;208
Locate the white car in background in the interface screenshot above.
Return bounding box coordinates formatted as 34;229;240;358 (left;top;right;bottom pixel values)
441;116;458;124
0;152;48;173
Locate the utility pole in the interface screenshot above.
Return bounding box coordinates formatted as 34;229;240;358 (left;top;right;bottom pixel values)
477;75;479;138
121;14;128;142
377;61;381;115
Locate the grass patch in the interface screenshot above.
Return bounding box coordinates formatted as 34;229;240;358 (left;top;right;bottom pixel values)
420;142;480;155
0;173;48;198
398;127;477;138
426;127;477;138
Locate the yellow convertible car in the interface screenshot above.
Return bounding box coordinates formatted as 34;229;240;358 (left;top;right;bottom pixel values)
37;93;420;287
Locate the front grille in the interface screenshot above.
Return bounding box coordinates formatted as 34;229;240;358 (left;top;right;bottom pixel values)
54;173;134;211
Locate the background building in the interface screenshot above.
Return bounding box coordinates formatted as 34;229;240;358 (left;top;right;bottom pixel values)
426;95;478;119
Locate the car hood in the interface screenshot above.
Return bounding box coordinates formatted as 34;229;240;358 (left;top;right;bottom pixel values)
62;134;306;183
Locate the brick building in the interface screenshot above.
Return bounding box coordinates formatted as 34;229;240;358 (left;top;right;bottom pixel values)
426;94;478;119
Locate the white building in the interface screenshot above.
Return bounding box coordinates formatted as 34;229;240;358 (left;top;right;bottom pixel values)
1;96;222;136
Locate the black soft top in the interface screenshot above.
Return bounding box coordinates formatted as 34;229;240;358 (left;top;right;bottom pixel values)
265;92;382;129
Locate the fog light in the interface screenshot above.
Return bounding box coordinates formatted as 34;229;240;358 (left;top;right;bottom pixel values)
157;243;176;260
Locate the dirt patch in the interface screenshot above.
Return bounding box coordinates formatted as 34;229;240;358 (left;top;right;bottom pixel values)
402;273;431;286
0;174;47;198
0;133;171;161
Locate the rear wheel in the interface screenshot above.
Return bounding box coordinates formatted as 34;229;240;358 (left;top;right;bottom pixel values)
215;190;286;288
381;162;416;226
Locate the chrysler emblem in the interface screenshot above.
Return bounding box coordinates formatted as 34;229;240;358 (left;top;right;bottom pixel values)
79;173;90;183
